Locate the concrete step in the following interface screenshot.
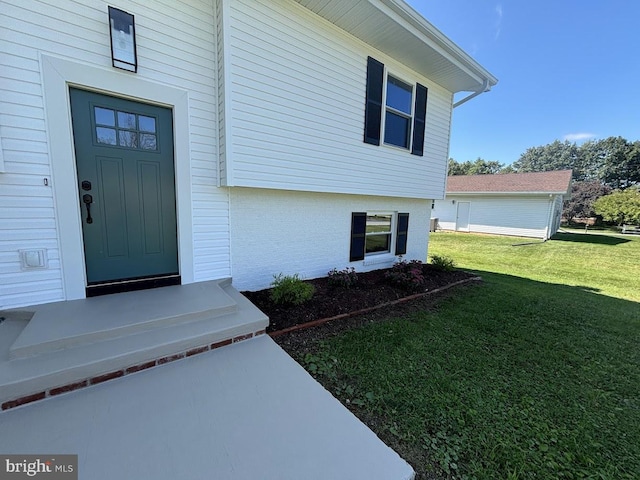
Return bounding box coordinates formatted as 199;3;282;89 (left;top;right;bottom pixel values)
10;280;238;359
0;280;268;409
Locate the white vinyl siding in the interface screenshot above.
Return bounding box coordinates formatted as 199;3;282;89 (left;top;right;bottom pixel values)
230;188;429;291
223;0;452;199
0;0;229;309
433;195;558;239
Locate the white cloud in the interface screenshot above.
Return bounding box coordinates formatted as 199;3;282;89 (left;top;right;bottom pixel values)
494;4;503;40
563;133;597;142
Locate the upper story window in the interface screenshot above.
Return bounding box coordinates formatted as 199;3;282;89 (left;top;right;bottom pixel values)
384;76;413;149
363;56;428;156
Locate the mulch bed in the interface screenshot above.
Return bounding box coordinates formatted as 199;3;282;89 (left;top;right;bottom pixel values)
242;265;477;334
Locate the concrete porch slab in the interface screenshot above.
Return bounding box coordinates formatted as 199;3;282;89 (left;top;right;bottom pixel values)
0;280;268;407
0;336;415;480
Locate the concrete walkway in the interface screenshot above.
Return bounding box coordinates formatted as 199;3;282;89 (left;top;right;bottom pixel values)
0;335;415;480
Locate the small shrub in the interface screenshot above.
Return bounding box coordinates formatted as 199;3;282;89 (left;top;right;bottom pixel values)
430;254;456;271
385;259;426;292
327;267;359;289
270;273;315;305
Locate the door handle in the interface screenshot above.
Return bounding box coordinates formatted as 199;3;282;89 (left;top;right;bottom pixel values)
82;194;93;224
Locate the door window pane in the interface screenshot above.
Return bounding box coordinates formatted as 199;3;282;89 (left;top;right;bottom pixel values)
96;127;117;145
117;111;136;129
138;116;156;133
140;134;157;150
95;107;115;126
119;130;138;148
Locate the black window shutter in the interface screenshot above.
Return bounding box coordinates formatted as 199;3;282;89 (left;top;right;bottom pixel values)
411;83;428;156
395;213;409;255
350;212;367;261
363;57;384;145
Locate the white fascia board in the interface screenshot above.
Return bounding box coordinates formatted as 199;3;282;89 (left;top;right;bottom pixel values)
381;0;498;89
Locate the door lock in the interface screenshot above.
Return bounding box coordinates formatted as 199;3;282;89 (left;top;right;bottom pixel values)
81;180;92;191
82;194;93;224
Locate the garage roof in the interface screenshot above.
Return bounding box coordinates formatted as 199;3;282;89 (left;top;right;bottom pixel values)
447;170;573;195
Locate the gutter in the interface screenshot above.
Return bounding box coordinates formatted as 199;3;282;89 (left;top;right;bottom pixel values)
453;79;490;108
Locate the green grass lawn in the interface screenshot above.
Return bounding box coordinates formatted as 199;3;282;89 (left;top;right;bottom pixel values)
298;232;640;479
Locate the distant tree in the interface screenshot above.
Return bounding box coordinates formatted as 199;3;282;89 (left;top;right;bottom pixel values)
468;158;505;175
593;188;640;225
513;137;640;188
580;137;640;188
562;181;611;223
448;157;505;175
512;140;583;178
448;158;466;175
499;164;515;174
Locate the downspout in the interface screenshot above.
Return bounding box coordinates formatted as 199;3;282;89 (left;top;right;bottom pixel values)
453;79;490;108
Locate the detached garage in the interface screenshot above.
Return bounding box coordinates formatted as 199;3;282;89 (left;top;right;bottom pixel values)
432;170;572;239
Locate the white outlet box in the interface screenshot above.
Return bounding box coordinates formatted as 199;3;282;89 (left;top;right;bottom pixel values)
19;249;48;270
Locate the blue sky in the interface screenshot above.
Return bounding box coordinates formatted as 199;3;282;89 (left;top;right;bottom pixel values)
405;0;640;166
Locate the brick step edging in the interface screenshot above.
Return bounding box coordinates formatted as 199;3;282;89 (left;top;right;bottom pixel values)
1;329;266;412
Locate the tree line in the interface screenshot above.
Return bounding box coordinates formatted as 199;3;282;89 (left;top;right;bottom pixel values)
448;136;640;225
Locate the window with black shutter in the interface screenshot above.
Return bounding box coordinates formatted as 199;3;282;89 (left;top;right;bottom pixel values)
363;57;428;156
350;212;410;261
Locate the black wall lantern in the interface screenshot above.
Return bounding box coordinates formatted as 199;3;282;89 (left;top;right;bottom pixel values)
108;6;137;72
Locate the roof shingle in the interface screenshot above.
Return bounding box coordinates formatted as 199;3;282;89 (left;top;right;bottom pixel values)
446;170;572;194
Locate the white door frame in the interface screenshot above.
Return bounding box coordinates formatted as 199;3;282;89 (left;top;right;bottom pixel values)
41;55;194;301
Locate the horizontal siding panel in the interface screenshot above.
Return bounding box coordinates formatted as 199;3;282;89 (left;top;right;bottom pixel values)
226;0;451;199
1;288;64;309
1;127;47;144
1;217;58;230
0;114;47;132
0;207;55;219
0;64;42;86
1;278;63;297
2;229;58;241
0;239;60;252
0;183;54;197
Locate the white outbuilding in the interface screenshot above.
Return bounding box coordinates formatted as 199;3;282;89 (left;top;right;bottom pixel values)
432;170;572;239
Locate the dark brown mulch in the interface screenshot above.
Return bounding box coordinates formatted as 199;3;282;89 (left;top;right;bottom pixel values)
242;265;476;333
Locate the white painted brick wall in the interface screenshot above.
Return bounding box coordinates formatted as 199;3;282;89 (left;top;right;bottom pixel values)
230;188;429;291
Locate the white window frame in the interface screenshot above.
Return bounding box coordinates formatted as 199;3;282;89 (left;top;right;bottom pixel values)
381;72;415;151
364;211;397;257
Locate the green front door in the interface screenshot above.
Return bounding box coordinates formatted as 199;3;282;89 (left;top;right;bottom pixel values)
69;88;178;291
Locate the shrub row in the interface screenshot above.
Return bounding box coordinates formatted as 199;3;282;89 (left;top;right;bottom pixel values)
270;255;456;305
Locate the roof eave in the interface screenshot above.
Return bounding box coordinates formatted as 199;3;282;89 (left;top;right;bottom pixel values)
293;0;498;93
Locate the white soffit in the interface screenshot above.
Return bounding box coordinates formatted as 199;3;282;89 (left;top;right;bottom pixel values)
294;0;498;93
